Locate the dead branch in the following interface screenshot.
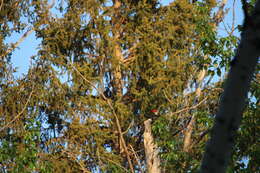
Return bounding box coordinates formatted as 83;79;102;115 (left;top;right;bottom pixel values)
129;144;144;173
0;28;34;59
144;119;161;173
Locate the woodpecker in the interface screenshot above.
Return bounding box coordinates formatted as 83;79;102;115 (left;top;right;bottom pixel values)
150;109;159;115
144;109;159;119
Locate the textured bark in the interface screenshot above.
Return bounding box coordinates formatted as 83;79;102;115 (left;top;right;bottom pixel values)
111;1;134;172
183;115;196;152
112;0;123;97
200;1;260;172
113;43;123;97
144;119;161;173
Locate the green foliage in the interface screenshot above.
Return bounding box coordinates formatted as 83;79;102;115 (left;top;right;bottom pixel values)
0;0;258;172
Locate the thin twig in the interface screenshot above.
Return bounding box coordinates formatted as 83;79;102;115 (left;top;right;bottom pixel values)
168;96;208;117
0;0;55;59
62;150;91;173
0;89;34;132
122;43;138;64
48;0;55;9
69;63;107;100
0;28;34;59
129;144;144;173
105;157;131;173
122;119;134;135
213;0;227;25
163;90;176;106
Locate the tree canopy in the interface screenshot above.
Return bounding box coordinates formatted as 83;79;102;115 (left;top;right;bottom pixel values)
0;0;259;172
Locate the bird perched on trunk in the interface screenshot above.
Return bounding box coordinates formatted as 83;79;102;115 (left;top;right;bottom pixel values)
145;109;159;120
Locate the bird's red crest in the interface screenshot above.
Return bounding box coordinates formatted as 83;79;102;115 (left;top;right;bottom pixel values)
151;109;158;113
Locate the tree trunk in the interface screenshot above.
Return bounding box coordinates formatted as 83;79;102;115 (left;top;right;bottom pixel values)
144;119;161;173
200;1;260;172
111;1;134;172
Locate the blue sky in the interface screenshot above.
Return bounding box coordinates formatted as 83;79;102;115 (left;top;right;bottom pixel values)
7;0;244;77
4;0;250;168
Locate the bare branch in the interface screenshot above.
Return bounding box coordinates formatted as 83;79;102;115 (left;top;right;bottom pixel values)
168;96;208;117
129;144;144;173
0;28;34;59
231;0;236;34
122;119;134;135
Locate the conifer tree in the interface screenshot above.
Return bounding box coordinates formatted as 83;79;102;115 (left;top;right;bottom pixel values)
0;0;258;172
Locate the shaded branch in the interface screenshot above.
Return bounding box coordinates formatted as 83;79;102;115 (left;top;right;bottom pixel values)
193;129;210;146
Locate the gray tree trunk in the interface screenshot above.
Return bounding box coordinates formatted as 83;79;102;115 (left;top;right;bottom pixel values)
200;1;260;172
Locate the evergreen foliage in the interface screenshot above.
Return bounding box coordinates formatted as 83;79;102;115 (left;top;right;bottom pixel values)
0;0;258;172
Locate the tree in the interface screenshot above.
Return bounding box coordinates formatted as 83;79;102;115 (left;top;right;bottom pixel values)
0;0;258;172
200;0;260;172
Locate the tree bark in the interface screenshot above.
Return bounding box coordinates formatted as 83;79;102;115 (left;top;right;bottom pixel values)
112;0;123;97
183;115;196;152
200;1;260;172
111;1;134;172
144;119;161;173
